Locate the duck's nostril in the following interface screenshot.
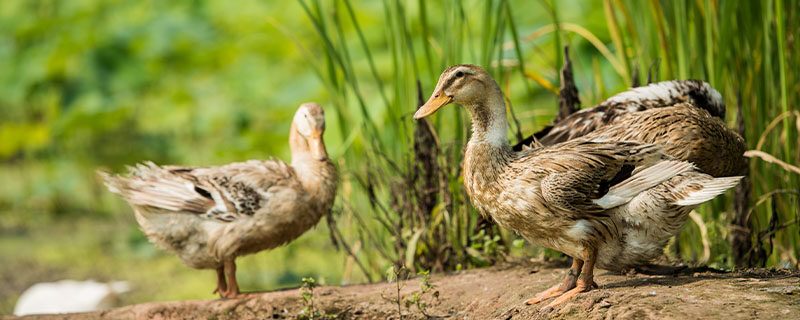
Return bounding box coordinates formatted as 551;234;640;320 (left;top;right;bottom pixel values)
434;94;440;98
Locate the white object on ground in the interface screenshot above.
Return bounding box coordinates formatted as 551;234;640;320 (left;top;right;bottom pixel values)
14;280;130;316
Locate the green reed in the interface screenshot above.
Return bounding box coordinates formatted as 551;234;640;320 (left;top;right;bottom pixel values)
296;0;799;280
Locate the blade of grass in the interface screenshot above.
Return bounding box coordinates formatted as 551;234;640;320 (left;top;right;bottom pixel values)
673;0;688;79
481;0;497;69
774;0;790;162
343;0;391;109
603;0;630;78
301;0;384;151
703;0;716;85
394;0;420;85
592;56;605;102
614;0;645;74
522;70;558;94
541;0;562;71
505;23;629;82
457;1;475;64
417;0;435;81
491;0;508;81
648;0;673;78
504;0;533;97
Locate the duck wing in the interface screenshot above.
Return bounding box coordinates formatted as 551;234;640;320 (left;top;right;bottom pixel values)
100;159;299;222
521;140;692;218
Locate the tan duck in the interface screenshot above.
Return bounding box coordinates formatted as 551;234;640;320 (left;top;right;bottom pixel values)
414;65;742;310
100;103;337;298
515;79;727;148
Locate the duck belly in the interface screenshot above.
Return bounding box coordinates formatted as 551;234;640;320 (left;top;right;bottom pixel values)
595;184;696;270
133;208;223;269
595;228;669;271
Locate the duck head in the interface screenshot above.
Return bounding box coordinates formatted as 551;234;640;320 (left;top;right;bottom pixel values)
415;65;508;146
291;102;328;161
414;64;502;120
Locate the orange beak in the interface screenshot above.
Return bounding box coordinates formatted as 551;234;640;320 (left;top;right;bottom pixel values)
414;91;453;120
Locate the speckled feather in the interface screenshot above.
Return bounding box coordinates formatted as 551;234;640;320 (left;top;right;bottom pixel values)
582;105;746;177
112;160;298;220
517;80;726;148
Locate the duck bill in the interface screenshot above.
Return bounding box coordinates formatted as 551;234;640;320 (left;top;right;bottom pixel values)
309;138;328;161
414;92;452;120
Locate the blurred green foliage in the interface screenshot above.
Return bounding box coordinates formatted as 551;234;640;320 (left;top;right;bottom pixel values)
1;0;798;315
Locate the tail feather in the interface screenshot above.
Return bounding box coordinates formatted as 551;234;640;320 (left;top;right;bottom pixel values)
98;163;213;213
674;176;743;206
594;160;695;209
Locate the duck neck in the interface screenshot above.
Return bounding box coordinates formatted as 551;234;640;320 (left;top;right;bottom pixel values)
289;127;338;212
464;84;512;159
463;86;513;196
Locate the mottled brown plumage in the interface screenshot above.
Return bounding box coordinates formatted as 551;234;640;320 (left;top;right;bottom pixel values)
415;65;741;310
515;79;727;149
582;105;746;177
100;103;337;298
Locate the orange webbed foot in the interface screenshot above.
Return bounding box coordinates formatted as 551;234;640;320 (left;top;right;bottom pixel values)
218;289;248;299
525;283;571;305
539;280;595;312
534;248;598;313
525;258;583;305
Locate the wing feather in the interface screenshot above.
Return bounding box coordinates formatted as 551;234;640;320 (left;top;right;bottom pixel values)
593;160;695;209
531;139;676;216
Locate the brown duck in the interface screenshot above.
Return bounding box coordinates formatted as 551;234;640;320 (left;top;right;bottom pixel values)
414;65;742;310
100;103;337;298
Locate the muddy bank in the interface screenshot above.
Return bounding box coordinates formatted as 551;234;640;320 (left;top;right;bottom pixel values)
7;261;799;319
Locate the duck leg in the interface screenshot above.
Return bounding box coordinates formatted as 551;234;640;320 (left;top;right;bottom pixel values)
540;247;598;312
212;266;228;297
524;257;583;305
220;260;243;298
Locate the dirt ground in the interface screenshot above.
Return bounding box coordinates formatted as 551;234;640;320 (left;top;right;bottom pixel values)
5;260;800;320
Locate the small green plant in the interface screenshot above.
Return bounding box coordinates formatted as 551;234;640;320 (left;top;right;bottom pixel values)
381;264;409;319
404;270;441;318
299;277;335;320
467;229;508;265
381;265;445;319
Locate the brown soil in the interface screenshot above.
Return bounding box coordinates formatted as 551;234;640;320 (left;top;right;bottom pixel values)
6;261;800;320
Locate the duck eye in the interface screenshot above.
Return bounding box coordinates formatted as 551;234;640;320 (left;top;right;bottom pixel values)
455;71;464;78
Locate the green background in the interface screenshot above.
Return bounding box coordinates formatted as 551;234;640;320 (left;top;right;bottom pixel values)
1;0;798;314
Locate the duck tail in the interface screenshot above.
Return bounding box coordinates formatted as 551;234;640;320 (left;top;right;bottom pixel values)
674;176;743;206
98;162;213;213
